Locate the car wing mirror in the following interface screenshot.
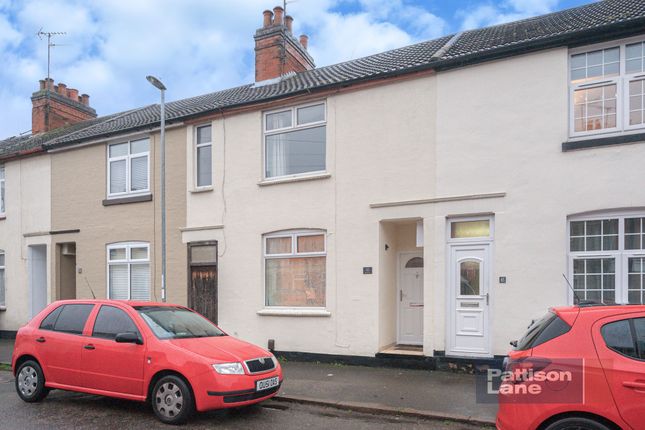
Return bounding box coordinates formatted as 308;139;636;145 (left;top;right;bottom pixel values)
115;332;143;345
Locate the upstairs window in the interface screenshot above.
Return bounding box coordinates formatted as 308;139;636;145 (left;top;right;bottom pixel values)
107;242;150;301
107;138;150;197
570;38;645;137
264;102;326;179
195;124;212;188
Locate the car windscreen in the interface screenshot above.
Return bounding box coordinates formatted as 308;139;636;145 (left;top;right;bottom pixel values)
514;311;571;351
134;306;226;340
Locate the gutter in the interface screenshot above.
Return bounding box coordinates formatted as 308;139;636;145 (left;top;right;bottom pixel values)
0;146;45;162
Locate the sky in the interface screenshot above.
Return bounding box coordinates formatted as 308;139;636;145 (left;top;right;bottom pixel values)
0;0;593;138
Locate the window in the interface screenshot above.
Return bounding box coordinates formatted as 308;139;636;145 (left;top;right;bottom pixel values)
52;304;94;335
107;138;150;197
451;220;491;239
107;242;150;301
135;306;225;339
195;125;212;188
460;260;481;295
0;165;5;215
264;230;326;307
570;38;645;137
264;102;326;179
0;250;4;308
515;312;572;351
39;306;64;331
569;213;645;304
92;305;140;340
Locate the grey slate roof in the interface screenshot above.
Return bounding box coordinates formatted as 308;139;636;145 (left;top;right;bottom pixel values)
1;0;644;154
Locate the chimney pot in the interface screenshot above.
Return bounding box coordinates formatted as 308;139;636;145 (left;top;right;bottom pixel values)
39;80;46;90
46;78;54;91
57;83;67;96
68;88;79;101
262;9;273;27
285;15;293;33
81;94;90;106
273;6;284;26
299;34;309;50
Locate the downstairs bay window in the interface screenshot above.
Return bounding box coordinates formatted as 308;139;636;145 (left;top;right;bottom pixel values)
569;214;645;304
108;242;151;300
570;37;645;137
264;230;326;307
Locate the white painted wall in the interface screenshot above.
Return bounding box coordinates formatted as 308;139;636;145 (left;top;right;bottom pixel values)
182;45;645;357
0;155;52;332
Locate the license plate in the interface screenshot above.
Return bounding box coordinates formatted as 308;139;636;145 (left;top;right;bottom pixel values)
256;376;279;392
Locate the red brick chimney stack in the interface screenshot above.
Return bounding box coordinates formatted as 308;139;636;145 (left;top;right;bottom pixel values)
31;78;97;134
254;6;315;82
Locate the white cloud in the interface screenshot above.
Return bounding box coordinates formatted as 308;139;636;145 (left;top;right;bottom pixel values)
0;0;450;138
457;0;560;30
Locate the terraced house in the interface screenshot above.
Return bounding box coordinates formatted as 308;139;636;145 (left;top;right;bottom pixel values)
1;1;645;363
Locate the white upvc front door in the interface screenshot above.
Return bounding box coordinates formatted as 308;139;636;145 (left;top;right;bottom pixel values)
447;243;492;357
398;252;424;345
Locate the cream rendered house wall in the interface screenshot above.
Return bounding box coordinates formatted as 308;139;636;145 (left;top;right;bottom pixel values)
434;47;645;355
183;46;645;357
183;76;437;356
0;155;52;332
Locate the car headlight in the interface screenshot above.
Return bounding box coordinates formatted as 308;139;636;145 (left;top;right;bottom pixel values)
212;362;245;375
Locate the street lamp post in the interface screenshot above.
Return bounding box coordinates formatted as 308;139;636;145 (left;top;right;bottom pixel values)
146;75;167;302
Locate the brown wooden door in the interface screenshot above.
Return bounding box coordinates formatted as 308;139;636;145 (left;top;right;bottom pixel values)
189;265;218;323
187;241;218;324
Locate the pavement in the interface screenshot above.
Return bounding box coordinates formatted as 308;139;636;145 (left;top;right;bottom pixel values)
0;338;496;426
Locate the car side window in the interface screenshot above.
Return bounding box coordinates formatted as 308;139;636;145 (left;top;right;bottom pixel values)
52;304;94;335
632;318;645;359
39;306;64;331
92;305;139;340
601;319;638;359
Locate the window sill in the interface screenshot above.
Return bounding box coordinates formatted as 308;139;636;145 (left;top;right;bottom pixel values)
190;186;213;194
102;194;152;206
0;306;6;312
257;308;331;317
258;173;331;187
562;132;645;151
0;215;5;221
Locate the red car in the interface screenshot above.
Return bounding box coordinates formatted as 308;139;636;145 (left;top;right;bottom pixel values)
11;300;282;424
497;304;645;430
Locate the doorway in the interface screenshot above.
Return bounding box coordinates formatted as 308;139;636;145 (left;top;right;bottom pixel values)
57;243;77;300
187;241;218;323
28;245;47;318
398;252;424;345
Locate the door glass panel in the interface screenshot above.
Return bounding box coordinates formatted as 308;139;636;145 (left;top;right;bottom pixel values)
601;320;637;358
92;306;139;340
191;245;217;264
451;220;490;239
460;261;480;295
53;304;94;335
405;257;424;268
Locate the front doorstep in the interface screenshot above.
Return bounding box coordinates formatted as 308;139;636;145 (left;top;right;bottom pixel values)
274;350;504;373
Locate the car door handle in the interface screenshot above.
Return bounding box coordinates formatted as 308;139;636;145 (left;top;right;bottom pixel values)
623;381;645;390
84;344;95;350
35;337;46;343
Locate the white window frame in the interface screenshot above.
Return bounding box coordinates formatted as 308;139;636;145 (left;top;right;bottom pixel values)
106;138;151;198
262;229;327;309
567;211;645;305
194;124;213;189
106;242;151;300
446;216;495;244
569;35;645;139
262;101;327;180
0;249;5;308
0;165;5;216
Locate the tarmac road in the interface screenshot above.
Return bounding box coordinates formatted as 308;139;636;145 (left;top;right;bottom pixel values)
0;371;490;430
